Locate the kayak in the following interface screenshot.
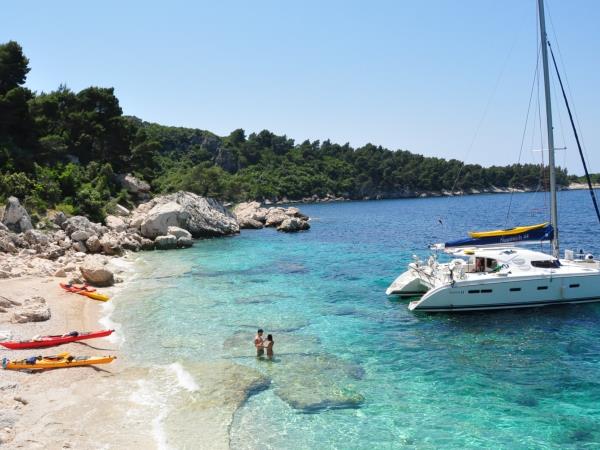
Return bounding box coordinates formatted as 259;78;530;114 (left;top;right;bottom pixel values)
468;222;549;239
60;283;110;302
59;282;96;293
2;353;116;371
0;330;114;350
77;291;110;302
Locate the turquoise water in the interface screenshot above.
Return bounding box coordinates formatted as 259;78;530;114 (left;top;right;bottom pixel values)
114;190;600;449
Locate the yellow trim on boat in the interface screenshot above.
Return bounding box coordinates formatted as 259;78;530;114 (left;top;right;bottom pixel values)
468;222;549;239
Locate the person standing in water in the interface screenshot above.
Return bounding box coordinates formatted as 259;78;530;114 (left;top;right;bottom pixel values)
264;334;274;360
254;329;265;358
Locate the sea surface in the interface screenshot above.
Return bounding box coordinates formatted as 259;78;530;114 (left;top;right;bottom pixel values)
111;190;600;449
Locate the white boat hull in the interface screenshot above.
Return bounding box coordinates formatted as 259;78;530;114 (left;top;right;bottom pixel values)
408;272;600;312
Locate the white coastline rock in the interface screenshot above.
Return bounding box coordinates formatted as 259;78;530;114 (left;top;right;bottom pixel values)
140;202;187;238
11;296;51;323
177;236;193;248
155;234;177;250
134;191;239;238
105;215;127;232
80;255;114;286
265;208;289;227
277;217;310;232
233;201;268;227
167;226;192;240
1;197;33;233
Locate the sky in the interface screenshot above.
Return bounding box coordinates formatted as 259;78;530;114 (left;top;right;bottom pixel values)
2;0;599;174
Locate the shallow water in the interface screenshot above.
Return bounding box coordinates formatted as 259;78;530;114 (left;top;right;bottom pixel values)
113;190;600;449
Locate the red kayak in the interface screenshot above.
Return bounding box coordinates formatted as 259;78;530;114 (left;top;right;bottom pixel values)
0;330;114;350
59;282;96;293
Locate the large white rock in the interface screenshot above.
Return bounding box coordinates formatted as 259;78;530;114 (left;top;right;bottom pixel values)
140;202;187;238
80;255;114;286
105;215;127;232
134;192;239;238
167;226;192;240
277;217;310;232
233;201;269;225
1;197;33;233
265;208;289;227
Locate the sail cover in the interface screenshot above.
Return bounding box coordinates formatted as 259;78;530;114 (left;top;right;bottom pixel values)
444;224;554;248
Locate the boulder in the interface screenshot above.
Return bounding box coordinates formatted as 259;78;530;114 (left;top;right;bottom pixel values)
135;192;239;238
177;237;193;248
71;229;91;242
237;217;264;229
41;244;65;260
140;238;155;251
167;226;192;240
11;296;51;323
121;236;141;252
99;233;122;255
0;222;7;232
109;203;130;217
265;208;289;227
85;235;102;253
233;201;269;225
1;197;33;233
72;241;87;253
117;173;150;194
155;235;177;250
62;216;102;238
80;255;114;286
0;231;18;254
277;217;310;232
105;215;127;232
140;202;187;238
53;267;67;277
50;211;67;227
23;230;49;246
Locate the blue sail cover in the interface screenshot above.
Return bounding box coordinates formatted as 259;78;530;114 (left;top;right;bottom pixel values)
444;224;554;248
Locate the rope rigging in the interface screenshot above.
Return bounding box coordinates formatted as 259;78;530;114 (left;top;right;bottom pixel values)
547;41;600;225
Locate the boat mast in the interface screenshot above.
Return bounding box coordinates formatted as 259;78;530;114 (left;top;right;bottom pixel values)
538;0;559;257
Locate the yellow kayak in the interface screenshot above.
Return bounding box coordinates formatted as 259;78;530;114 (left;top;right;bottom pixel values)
2;352;116;371
78;291;110;302
468;222;549;239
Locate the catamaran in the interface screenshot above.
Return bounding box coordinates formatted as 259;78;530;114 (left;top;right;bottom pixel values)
386;0;600;312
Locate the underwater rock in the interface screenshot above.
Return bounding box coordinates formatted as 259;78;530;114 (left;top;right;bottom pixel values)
271;354;365;412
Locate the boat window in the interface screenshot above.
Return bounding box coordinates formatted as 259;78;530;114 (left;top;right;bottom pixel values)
537;286;548;290
569;284;580;288
531;260;561;268
475;258;485;272
485;259;498;270
468;289;480;294
510;287;521;292
481;289;493;293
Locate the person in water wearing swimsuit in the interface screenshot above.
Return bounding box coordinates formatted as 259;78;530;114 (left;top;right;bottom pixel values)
254;329;265;357
263;334;274;360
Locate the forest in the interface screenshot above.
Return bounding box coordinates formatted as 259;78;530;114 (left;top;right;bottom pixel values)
0;41;579;221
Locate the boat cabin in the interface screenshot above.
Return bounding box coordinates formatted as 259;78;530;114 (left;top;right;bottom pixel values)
446;247;561;274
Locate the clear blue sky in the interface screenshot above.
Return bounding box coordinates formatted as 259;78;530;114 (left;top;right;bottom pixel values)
3;0;599;174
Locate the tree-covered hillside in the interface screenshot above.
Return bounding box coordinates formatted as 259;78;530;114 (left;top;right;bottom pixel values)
0;41;575;222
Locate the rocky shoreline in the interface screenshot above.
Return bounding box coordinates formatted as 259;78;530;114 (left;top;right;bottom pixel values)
0;192;310;287
267;182;600;205
0;189;310;448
